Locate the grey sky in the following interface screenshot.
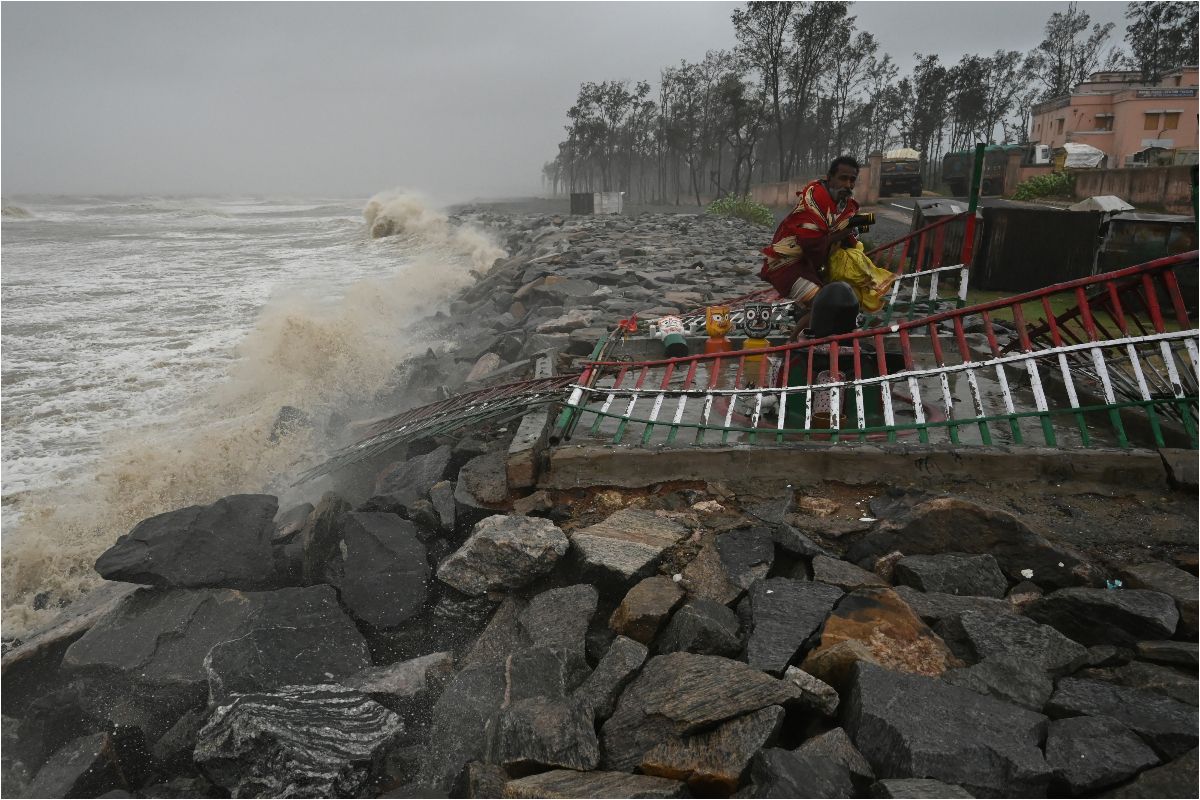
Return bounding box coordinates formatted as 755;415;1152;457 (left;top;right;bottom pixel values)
2;1;1130;202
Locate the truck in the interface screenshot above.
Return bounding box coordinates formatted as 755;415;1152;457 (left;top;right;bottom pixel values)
941;145;1024;197
878;147;923;198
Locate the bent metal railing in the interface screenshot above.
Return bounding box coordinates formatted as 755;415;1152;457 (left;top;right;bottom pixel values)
554;252;1198;451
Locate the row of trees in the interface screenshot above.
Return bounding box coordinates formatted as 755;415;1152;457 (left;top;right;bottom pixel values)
542;1;1197;203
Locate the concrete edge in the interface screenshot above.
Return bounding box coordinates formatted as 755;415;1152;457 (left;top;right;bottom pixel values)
540;443;1179;493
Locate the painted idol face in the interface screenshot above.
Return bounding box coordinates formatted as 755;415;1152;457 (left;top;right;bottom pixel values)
741;303;774;337
655;315;686;337
705;305;733;337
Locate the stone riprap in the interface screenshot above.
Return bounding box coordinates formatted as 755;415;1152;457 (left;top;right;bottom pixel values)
3;205;1196;800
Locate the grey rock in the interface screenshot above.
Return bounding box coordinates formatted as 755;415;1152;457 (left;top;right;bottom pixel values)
519;584;598;656
1045;715;1160;795
1099;747;1197;798
429;480;457;532
507;645;590;702
503;769;689;798
935;609;1088;676
940;655;1054;711
423;662;507;793
2;716;32;798
744;578;843;675
95;494;277;589
893;553;1008;598
375;445;453;500
870;778;974;798
798;727;874;790
1027;587;1179;646
62;585;362;739
716;527;775;590
770;523;833;558
1119;561;1198;637
459;596;531;669
573;636;648;721
892;585;1013;625
1136;640;1198;668
437;515;568;596
273;502;313;544
811;555;888;591
600;652;802;772
301;492;352;585
150;707;207;771
656;598;741;657
1078;660;1199;705
486;696;599;773
640;705;785;793
610;576;685;645
782;666;840;716
340;651;454;704
453;452;510;531
325;512;430;629
1086;644;1136;668
23;732;126;799
204;622;371;702
844;662;1052;797
744;747;857;798
1047;678;1199;758
195;684;403;798
570;508;690;587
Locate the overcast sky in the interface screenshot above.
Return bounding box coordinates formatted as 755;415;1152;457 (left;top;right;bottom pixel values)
2;1;1130;202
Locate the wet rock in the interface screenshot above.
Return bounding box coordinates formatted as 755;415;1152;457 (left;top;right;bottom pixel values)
12;685;102;769
325;512;430;629
195;684;403;798
23;732;126;799
600;652;802;772
716;527;775;590
641;705;784;792
150;707;206;772
340;651;454;707
2;716;32;798
610;576;685;645
301;491;352;585
770;522;834;558
465;352;503;382
429;480;456;531
95;494;277;590
571;508;691;587
486;696;599;774
656;597;741;657
204;621;371;702
679;537;743;605
1085;644;1135;668
1136;640;1198;668
844;662;1052;797
1099;747;1197;798
798;727;874;790
465;761;508;798
437;515;568;596
893;553;1008;598
869;778;974;798
375;446;454;504
803;587;958;681
273;502;313;544
846;498;1098;590
503;769;689;798
743;747;857;798
1045;715;1160;795
423;662;507;792
935;609;1088;676
1027;587;1179;646
811;555;887;590
573;636;647;721
454;451;510;529
1119;561;1198;637
62;585;360;739
1006;579;1044;612
1078;660;1198;705
783;666;839;716
798;639;881;692
891;585;1013;625
1047;678;1198;758
745;578;843;675
518;584;598;656
940;655;1054;712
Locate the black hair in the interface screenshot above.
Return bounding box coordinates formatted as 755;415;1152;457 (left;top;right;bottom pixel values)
827;155;860;176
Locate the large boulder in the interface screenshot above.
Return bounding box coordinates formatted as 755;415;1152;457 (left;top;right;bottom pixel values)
194;684;402;798
843;662;1052;798
570;509;690;588
1078;660;1198;706
94;494;277;589
573;636;648;721
1044;715;1160;795
519;584;598;656
610;577;685;645
338;651;454;709
742;747;858;798
437;515;569;596
798;727;875;790
892;554;1008;598
940;655;1054;712
300;492;352;585
453;451;510;530
22;732;126;799
811;555;888;591
715;527;775;590
891;586;1013;625
1046;678;1198;759
935;609;1088;676
324;512;430;629
1119;561;1198;637
486;696;599;773
640;705;785;792
656;598;741;658
423;662;507;793
1099;747;1197;798
375;444;453;502
1026;587;1179;647
846;498;1098;590
61;585;365;739
600;653;802;772
744;578;844;676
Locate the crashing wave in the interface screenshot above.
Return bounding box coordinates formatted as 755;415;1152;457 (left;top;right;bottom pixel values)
363;190;504;272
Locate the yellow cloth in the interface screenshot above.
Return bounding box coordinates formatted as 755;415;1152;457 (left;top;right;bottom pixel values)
826;242;896;313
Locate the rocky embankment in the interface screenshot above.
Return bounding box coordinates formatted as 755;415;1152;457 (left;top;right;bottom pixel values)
2;208;1197;799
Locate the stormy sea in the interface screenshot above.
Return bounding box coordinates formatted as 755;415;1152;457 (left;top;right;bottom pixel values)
1;192;504;636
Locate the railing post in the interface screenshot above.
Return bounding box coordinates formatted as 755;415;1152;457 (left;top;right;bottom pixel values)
961;142;987;266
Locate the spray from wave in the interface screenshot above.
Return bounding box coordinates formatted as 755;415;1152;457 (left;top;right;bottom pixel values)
1;191;504;637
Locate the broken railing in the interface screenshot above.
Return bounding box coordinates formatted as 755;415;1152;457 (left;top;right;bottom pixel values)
554;252;1198;451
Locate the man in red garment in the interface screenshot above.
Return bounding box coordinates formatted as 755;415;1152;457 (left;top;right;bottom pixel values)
759;156;862;309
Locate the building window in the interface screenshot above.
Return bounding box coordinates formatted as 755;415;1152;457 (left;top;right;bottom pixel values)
1175;76;1182;86
1144;113;1160;130
1164;112;1180;130
1056;118;1064;134
1095;116;1113;131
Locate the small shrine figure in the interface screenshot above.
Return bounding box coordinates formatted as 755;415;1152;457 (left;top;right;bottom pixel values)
704;305;734;354
739;302;774;384
652;315;689;358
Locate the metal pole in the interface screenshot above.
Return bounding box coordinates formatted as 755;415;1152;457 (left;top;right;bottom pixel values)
961;142;986;265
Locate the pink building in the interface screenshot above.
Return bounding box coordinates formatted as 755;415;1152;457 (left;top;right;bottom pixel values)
1029;66;1198;167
